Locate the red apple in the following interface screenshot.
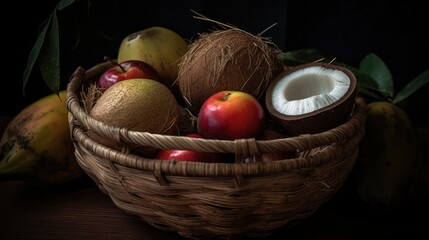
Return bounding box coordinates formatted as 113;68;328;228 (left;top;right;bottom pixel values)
197;91;265;140
97;59;161;91
156;134;224;163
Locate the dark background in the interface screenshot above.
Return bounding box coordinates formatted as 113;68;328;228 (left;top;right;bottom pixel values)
3;0;428;126
1;1;428;238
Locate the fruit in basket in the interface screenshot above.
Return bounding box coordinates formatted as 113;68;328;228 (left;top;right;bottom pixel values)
258;129;296;161
197;90;265;140
89;79;181;157
355;101;422;211
117;26;188;103
0;90;84;185
178;106;198;136
265;62;357;135
156;134;224;163
176;28;284;115
97;59;160;91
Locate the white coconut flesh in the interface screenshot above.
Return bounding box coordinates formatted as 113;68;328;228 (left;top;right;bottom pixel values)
271;66;351;116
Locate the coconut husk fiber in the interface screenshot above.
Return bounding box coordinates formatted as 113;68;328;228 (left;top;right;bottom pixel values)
176;26;284;115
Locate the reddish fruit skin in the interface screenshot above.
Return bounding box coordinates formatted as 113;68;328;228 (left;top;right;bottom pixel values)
258;130;296;161
98;60;160;91
156;134;224;163
197;91;265;140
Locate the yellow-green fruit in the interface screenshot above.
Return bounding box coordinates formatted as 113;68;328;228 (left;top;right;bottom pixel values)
89;79;181;157
117;26;188;97
355;101;422;211
0;91;84;185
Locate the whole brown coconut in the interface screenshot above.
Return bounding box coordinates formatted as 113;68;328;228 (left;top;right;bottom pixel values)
176;28;284;114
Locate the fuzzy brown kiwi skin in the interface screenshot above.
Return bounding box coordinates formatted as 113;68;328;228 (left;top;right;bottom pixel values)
265;62;358;136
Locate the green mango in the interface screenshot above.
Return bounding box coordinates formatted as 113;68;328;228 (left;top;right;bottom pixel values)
355;101;422;212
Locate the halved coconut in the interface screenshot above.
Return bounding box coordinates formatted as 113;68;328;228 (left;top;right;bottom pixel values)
265;62;357;135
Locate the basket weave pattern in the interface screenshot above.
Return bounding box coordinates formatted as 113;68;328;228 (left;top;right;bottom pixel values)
67;62;367;239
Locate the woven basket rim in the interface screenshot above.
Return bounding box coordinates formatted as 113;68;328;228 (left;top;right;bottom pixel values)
66;62;367;178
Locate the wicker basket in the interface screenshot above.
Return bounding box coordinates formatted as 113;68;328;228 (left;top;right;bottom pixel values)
67;61;367;239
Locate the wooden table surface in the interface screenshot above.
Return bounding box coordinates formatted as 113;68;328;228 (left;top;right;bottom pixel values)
1;116;428;239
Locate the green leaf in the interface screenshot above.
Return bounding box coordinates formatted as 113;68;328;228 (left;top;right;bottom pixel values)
333;63;379;92
22;13;53;95
38;11;60;94
393;69;429;104
359;53;394;99
56;0;76;10
22;0;77;95
278;48;327;66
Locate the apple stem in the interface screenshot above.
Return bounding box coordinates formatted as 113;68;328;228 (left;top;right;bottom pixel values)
104;56;126;73
223;92;232;101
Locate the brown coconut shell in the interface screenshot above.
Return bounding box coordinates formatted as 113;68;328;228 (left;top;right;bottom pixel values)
265;62;358;136
176;28;284;115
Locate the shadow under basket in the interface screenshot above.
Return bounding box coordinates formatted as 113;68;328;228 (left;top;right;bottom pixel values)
67;62;367;240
